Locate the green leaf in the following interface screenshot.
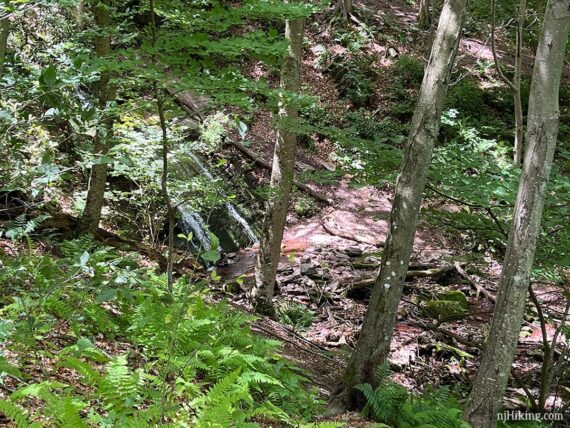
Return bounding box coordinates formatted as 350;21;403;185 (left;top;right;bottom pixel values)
39;65;57;87
96;288;117;302
79;251;90;266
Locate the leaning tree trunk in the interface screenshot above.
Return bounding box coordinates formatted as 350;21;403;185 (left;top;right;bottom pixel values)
418;0;432;29
0;15;9;79
465;2;569;427
78;0;116;234
327;0;468;413
251;16;305;315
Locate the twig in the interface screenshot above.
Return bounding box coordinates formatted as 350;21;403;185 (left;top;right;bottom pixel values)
454;262;496;303
491;0;516;91
413;319;538;409
426;184;509;239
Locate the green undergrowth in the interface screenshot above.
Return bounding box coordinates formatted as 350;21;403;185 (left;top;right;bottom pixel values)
0;237;325;427
356;364;470;428
356;365;551;428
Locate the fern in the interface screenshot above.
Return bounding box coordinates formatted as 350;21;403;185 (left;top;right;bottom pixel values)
356;364;469;428
1;242;324;426
43;394;88;428
0;399;40;428
99;355;144;414
0;355;22;380
59;356;103;386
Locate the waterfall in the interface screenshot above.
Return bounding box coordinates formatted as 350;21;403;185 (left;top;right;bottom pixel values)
184;152;258;246
178;206;212;252
117;126;258;253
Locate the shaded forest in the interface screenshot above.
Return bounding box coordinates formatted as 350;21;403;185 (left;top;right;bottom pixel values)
0;0;569;426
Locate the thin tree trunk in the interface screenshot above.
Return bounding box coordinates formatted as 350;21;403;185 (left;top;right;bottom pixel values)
465;1;569;426
327;0;468;413
491;0;527;165
148;0;174;293
77;0;86;31
251;16;305;315
78;0;116;234
513;0;527;165
418;0;432;29
338;0;352;21
0;16;10;79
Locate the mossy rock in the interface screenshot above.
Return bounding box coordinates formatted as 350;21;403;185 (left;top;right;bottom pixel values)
436;290;468;309
424;300;468;319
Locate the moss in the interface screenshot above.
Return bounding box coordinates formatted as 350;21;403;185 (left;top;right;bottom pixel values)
436;290;468;309
424;300;468;319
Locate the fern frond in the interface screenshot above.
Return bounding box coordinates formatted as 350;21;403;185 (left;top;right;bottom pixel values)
59;356;102;386
374;363;391;384
43;394;88;428
11;381;68;400
0;355;22;379
0;399;40;427
99;355;143;413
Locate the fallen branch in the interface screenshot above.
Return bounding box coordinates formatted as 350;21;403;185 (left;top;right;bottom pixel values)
321;215;384;247
414;319;538;409
38;212;200;274
350;264;453;290
454;262;496;303
227;139;332;205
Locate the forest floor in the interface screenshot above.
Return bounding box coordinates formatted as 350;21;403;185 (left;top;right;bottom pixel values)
212;0;570;417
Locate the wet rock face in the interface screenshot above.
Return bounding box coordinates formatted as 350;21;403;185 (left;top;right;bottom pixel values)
172;154;258;254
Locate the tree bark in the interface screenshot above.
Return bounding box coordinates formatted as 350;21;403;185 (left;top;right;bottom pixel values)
0;16;10;79
327;0;468;413
418;0;432;29
513;0;527;165
250;16;305;315
465;2;569;426
78;0;116;234
339;0;352;20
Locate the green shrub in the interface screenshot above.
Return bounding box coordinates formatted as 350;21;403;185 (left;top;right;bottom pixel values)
276;301;316;331
326;54;376;108
445;78;487;118
294;194;319;218
392;54;425;87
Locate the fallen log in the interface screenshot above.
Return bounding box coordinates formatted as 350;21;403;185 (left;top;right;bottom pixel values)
350;265;454;290
321;214;384;247
37;212;201;274
227;139;333;205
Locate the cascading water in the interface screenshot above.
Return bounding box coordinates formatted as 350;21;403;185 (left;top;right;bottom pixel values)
177;206;212;252
184;152;258;246
116;126;258;254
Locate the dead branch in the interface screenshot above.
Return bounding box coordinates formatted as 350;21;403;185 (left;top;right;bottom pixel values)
350;265;453;290
228;139;332;204
454;262;496;303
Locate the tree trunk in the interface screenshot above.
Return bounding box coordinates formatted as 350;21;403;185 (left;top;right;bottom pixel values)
78;0;116;234
338;0;352;21
0;16;10;79
418;0;432;29
327;0;468;413
250;17;305;315
465;2;569;426
513;0;527;165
